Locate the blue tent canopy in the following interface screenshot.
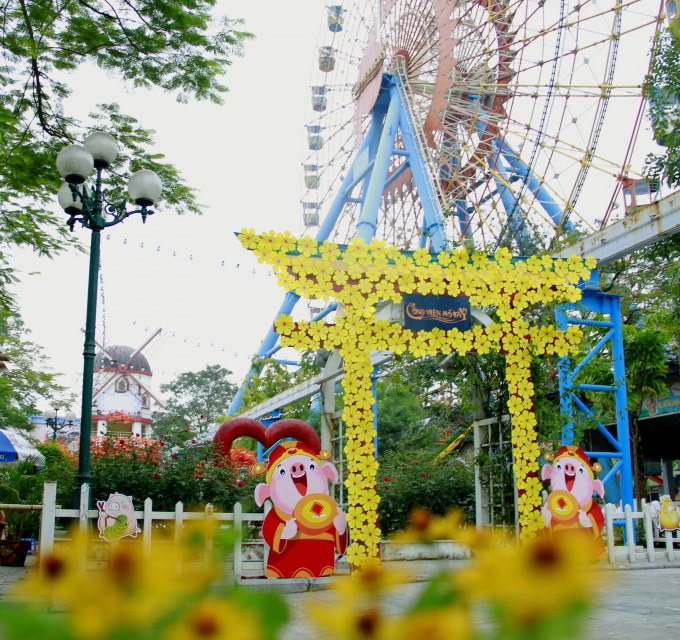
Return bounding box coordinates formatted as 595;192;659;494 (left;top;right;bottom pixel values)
0;429;45;466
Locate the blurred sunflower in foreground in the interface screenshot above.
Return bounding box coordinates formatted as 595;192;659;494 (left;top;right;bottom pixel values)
1;510;602;640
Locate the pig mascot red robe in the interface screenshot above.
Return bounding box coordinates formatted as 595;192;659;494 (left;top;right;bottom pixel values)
213;417;348;579
541;444;607;559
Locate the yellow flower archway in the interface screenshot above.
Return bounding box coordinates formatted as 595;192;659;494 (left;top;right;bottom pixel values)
238;230;595;569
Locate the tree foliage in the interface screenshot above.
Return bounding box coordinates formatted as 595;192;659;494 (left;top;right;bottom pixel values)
642;29;680;187
0;309;71;431
152;364;238;436
238;353;322;424
0;0;254;310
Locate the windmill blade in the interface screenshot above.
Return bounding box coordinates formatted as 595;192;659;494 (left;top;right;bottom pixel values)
126;328;162;365
92;373;122;401
126;371;166;410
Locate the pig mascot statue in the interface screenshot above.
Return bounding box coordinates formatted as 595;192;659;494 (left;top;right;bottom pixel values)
213;417;348;578
541;444;607;559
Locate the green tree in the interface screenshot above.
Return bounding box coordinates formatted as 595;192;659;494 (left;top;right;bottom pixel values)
0;0;254;310
578;324;668;502
375;380;427;452
238;353;321;423
153;365;238;436
642;28;680;187
0;309;71;431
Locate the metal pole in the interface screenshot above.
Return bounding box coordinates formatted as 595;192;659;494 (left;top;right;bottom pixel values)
610;295;634;509
355;86;401;243
75;170;103;507
555;304;574;443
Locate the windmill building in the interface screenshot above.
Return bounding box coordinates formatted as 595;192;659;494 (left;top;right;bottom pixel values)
92;333;164;438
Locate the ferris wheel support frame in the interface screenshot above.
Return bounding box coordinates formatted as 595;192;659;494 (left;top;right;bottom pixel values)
557;291;634;514
227;73;452;416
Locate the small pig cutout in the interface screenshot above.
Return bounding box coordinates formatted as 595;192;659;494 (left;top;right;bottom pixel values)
541;445;607;559
252;440;347;578
96;493;140;542
658;495;680;533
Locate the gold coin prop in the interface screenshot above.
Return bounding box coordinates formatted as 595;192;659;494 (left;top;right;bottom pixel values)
294;493;338;535
547;490;580;525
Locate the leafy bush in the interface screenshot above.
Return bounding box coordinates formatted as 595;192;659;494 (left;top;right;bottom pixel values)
37;433;258;513
377;449;474;534
36;440;77;508
0;458;43;539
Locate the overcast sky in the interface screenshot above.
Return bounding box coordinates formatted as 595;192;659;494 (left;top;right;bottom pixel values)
8;0;664;415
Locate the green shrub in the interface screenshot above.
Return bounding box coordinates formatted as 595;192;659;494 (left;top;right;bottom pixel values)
377;449;474;534
37;433;257;514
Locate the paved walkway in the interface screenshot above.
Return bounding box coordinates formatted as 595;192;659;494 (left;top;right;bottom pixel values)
3;558;679;638
279;563;680;640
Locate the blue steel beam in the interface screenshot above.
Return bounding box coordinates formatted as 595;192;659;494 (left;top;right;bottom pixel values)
227;109;385;415
395;80;447;251
557;291;633;510
355;84;401;242
499;141;574;233
487;153;532;252
229;73;452;415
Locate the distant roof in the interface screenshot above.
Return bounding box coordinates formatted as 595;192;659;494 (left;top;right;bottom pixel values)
94;345;151;372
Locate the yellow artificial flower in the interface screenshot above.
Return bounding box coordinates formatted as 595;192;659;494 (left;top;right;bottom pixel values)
356;455;379;476
297;236;319;257
295;280;318;299
278;231;297;253
333;270;349;286
585;255;597;270
319;240;341;262
362;523;381;546
289;332;311;351
259;230;283;251
271;253;290;272
345;474;368;495
355;388;375;411
428;327;447;351
344;439;365;461
397;276;416;294
273;314;295;336
413;247;432;265
416;279;433;295
391;333;408;355
237;228;259;250
308;321;328;342
437;251;452;267
346;543;367;566
363;490;381;511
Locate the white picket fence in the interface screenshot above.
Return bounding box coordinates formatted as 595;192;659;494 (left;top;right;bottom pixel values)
603;500;680;564
39;482;270;577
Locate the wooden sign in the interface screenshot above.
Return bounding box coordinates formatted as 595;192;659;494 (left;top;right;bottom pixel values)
403;294;471;332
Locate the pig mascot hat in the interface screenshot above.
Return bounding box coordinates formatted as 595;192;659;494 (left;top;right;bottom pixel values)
214;417;347;578
541;444;607;559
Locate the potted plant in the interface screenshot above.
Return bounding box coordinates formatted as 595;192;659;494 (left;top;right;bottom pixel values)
0;457;42;567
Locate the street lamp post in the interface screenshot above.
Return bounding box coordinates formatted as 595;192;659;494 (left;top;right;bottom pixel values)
43;407;77;440
56;132;162;506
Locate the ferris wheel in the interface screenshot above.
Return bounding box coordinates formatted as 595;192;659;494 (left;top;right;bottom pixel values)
300;0;664;252
227;0;665;415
